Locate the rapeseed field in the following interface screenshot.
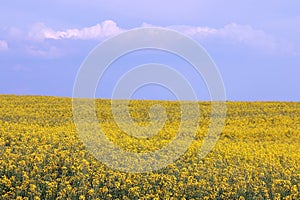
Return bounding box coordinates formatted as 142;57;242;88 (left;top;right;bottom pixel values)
0;95;299;199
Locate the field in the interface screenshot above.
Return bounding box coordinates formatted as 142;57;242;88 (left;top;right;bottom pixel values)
0;95;299;199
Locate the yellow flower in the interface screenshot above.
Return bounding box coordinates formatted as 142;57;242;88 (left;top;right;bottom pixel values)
87;189;94;196
29;184;37;192
102;186;109;193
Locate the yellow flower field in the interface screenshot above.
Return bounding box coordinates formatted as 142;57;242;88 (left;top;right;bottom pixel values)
0;95;299;199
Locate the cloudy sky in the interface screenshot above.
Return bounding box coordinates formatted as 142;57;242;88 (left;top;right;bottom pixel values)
0;1;299;101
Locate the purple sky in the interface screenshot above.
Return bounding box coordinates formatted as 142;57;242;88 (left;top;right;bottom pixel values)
0;1;300;101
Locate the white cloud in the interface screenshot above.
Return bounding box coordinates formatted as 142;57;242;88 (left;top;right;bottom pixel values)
0;40;8;51
138;23;294;54
28;20;124;41
3;20;294;57
26;20;289;54
169;23;279;53
219;23;276;52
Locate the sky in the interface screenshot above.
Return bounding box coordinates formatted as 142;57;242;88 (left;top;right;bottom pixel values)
0;0;299;101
